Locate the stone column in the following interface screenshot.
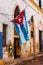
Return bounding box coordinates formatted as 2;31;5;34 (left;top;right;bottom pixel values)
34;27;39;54
34;15;40;54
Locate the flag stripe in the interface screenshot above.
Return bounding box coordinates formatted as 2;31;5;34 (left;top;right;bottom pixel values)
19;26;27;44
13;22;26;44
23;12;28;34
13;22;20;35
20;24;29;40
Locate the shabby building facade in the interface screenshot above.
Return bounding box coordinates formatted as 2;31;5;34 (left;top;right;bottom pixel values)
0;0;43;59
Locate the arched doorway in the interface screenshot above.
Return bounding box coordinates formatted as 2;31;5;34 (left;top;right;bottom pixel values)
14;5;21;58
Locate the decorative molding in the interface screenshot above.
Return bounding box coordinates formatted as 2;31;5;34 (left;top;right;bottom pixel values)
29;0;43;14
14;35;19;38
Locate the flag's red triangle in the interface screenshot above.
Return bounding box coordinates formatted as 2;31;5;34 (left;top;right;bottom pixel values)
13;10;24;25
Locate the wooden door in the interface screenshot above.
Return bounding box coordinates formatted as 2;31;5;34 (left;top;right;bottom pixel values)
2;24;7;47
39;30;42;52
14;38;20;58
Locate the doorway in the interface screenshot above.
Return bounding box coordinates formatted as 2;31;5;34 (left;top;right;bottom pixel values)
39;30;42;52
14;38;21;58
2;24;7;47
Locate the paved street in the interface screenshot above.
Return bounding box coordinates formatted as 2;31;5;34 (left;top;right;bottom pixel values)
4;55;43;65
15;56;43;65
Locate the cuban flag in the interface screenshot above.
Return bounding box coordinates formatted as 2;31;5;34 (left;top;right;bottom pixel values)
12;10;29;44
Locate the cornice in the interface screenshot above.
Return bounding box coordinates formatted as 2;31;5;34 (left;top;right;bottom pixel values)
29;0;43;14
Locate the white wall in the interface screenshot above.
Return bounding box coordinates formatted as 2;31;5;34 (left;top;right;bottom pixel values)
41;0;43;9
0;0;43;56
6;22;14;44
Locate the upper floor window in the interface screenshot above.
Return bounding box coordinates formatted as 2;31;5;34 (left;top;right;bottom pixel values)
33;0;41;8
31;16;33;23
39;0;41;8
14;5;20;18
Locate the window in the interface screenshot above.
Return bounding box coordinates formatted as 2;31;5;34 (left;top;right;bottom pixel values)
31;16;34;37
39;0;41;8
33;0;41;8
31;16;33;23
14;5;20;18
31;31;34;37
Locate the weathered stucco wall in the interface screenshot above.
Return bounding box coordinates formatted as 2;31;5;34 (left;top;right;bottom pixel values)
0;0;43;58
